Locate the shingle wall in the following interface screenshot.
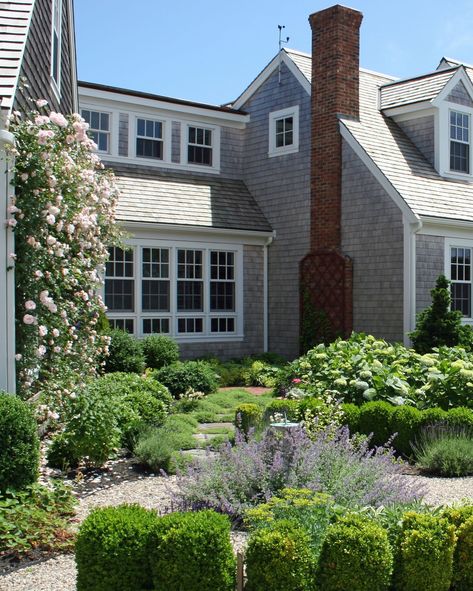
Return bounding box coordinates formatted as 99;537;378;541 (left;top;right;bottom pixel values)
416;233;444;314
397;116;435;167
118;113;128;156
447;81;473;108
240;63;311;359
341;141;404;342
179;244;265;359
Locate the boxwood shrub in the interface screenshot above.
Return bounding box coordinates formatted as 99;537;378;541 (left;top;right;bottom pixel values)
104;329;145;374
142;334;179;369
264;399;301;423
154;361;218;398
358;401;395;448
392;512;456;591
245;519;316;591
341;403;361;435
0;393;40;492
452;515;473;591
234;403;262;436
75;504;157;591
149;510;235;591
317;513;393;591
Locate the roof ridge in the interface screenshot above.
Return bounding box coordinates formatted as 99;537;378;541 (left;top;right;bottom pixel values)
380;65;459;89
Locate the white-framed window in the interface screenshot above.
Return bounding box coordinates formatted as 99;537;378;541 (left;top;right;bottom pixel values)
268;105;299;157
104;242;243;340
136;117;164;160
444;238;473;321
450;110;470;174
81;109;111;153
187;126;213;166
50;0;62;92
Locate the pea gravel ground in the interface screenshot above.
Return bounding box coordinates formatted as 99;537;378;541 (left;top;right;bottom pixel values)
1;462;472;591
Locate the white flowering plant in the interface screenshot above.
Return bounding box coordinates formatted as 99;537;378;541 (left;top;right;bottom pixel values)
6;101;122;412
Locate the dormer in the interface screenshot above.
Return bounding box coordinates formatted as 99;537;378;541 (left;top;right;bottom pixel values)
379;64;473;182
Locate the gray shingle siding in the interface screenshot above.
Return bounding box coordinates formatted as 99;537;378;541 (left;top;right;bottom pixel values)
179;244;264;359
397;116;435;167
415;234;444;314
447;80;473;108
341;141;404;342
171;120;180;163
14;0;75;115
118;112;128;156
239;62;311;359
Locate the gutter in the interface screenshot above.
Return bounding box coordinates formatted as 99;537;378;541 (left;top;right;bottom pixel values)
263;232;275;352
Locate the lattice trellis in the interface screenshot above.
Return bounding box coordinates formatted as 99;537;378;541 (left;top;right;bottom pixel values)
300;249;353;341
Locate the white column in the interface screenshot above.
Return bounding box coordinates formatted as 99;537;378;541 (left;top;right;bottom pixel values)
0;128;15;393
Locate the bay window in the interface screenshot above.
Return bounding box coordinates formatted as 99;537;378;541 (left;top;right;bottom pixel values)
105;243;241;339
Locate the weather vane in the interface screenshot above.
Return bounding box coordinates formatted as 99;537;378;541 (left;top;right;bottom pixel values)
278;25;290;84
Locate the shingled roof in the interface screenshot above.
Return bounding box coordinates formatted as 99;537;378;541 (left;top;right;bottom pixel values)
111;164;272;233
0;0;34;112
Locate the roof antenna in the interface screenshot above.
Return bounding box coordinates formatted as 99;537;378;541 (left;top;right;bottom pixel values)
278;25;290;84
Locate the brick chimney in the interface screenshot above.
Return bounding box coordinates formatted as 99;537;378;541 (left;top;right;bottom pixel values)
300;5;362;348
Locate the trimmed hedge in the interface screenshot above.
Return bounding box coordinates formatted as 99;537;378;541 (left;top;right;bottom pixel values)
104;329;145;374
0;393;40;492
149;510;235;591
234;403;262;436
392;512;456;591
452;515;473;591
154;361;218;398
358;401;394;448
317;514;393;591
142;334;179;369
245;519;316;591
76;505;157;591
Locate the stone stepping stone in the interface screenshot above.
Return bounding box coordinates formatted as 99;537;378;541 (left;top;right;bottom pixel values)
181;448;218;460
198;422;235;432
193;432;223;441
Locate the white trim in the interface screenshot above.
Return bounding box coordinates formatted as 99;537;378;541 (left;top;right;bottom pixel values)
232;50;310;110
80;106;113;154
390;107;436;123
382;101;435;117
130;113;172;165
403;216;422;345
79;86;249;127
436;101;473;181
50;0;62;100
268;105;299;157
263;233;273;353
432;67;473;105
419;216;473;235
339;122;419;223
179;120;221;172
66;0;78;112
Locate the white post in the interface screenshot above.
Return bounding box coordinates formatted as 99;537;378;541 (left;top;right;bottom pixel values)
0;127;15;393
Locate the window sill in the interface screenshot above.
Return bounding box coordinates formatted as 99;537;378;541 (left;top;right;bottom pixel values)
268;146;299;158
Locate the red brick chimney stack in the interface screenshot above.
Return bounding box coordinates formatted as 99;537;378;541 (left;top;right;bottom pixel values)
309;4;363;251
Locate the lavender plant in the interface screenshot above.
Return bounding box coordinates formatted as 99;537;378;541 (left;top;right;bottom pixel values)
173;426;423;518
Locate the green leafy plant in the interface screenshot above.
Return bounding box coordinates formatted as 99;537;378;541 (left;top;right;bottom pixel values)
149;510;235;591
0;481;76;558
142;334;179;369
104;329;145;374
300;287;336;354
413;423;473;476
452;515;473;591
358;401;397;448
245;519;316;591
341;403;361;434
317;513;393;591
410;275;473;354
76;504;157;591
154;361;218;398
393;511;456;591
234;403;262;436
264;399;301;423
0;393;40;492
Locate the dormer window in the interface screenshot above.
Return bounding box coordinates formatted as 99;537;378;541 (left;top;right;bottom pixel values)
450;110;470;173
188;126;213;166
136;118;163;160
81;109;110;153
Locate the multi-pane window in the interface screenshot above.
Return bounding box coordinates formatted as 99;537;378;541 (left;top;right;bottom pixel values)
450;111;470;173
177;250;203;311
105;245;240;337
51;0;62;86
188;126;212;166
136;118;163;159
275;116;293;148
81;110;110;152
105;247;134;313
142;248;170;312
451;246;472;317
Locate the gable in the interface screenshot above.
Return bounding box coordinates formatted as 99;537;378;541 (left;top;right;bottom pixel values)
446;80;473;108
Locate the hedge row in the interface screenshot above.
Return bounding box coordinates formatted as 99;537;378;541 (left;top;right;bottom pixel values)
247;507;473;591
75;506;235;591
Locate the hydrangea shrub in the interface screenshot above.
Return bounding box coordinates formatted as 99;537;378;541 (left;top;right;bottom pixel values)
6;102;121;409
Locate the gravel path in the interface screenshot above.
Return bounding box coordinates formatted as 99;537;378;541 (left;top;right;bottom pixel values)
2;466;472;591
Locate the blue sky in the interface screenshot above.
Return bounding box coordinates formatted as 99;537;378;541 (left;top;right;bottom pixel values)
74;0;473;106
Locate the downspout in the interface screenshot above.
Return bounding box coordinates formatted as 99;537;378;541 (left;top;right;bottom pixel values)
0;125;16;392
403;216;422;346
263;232;275;352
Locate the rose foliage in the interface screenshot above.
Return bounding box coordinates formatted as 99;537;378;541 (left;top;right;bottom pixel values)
6;103;122;411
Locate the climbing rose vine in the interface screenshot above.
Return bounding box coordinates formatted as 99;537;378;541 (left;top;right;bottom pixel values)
6;101;122;411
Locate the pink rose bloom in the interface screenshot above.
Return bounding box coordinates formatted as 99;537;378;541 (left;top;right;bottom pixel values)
36;345;47;358
35;115;50;125
7;204;19;214
34;270;43;278
15;353;22;361
25;300;36;310
5;218;17;228
36;99;48;108
38;325;48;337
46;214;56;225
38;130;54;145
292;378;302;384
49;111;68;127
23;314;36;325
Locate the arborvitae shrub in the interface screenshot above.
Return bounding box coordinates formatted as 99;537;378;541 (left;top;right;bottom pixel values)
75;504;157;591
358;401;394;447
0;393;40;492
317;514;393;591
154;361;218;398
142;334;179;369
245;519;316;591
149;510;235;591
234;403;262;436
393;511;456;591
410;275;472;353
104;329;145;374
